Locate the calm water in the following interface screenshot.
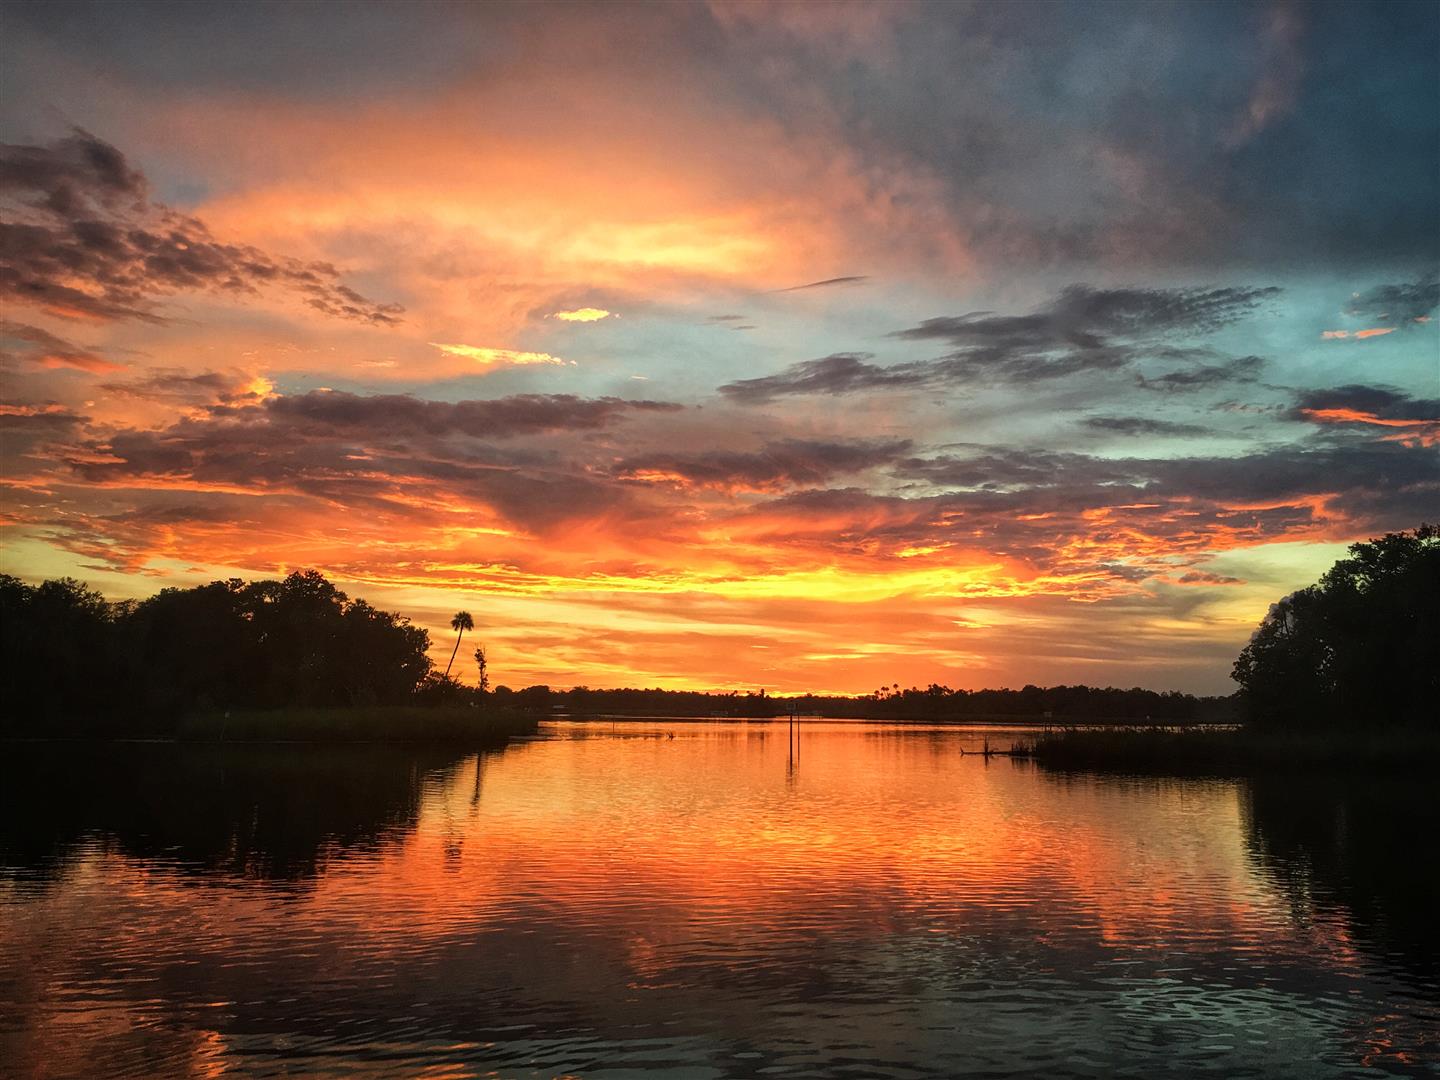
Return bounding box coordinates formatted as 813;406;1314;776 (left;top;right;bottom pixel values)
1;721;1436;1078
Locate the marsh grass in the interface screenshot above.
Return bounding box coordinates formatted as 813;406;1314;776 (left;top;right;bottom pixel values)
1024;725;1440;774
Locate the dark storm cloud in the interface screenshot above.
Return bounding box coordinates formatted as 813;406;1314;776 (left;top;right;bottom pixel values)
724;286;1278;402
754;434;1438;576
262;389;682;438
4;0;488;100
66;389;680;491
891;285;1278;385
0;130;403;325
0;129;145;213
1290;384;1440;423
615;437;913;491
9;3;1438;275
894;285;1280;348
893;435;1438;525
0;400;88;459
59;389;685;533
819;0;1439;269
1345;272;1440;326
1140;443;1436;522
719;353;930;403
893;448;1139;493
1134;355;1265;392
1083;417;1208;437
69;419;629;534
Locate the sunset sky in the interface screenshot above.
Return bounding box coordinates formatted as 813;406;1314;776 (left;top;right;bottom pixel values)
2;0;1436;694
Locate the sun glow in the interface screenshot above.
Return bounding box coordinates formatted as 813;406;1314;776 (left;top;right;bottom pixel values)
429;343;570;368
550;308;614;322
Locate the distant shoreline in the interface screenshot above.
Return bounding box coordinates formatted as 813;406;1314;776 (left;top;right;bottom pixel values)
551;713;1228;725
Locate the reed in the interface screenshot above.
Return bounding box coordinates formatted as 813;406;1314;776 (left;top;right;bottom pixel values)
1024;725;1440;774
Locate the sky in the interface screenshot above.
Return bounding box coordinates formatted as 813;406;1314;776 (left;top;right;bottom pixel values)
1;0;1436;695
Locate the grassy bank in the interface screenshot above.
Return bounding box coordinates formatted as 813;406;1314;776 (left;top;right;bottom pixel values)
1023;726;1440;774
169;706;540;744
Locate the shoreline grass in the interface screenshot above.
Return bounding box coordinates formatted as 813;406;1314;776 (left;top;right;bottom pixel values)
1023;725;1440;775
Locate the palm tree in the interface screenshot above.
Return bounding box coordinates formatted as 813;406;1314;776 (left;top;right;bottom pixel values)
444;610;474;678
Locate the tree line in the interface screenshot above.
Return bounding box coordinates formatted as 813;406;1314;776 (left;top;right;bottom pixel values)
3;523;1431;735
0;570;473;735
546;684;1231;721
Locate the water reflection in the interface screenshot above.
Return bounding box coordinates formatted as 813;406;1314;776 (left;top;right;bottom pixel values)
0;742;479;884
1243;774;1440;994
1;722;1434;1078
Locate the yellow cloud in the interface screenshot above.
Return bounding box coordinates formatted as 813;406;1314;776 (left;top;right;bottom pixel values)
550;308;614;322
430;343;569;368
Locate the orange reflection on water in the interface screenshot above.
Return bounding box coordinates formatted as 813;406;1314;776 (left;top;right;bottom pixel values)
2;724;1433;1078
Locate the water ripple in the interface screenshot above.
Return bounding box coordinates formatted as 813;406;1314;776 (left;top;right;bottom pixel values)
1;723;1435;1078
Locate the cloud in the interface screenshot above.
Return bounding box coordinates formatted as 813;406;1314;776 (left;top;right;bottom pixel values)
0;128;144;211
1083;417;1208;437
719;353;930;403
47;390;683;543
261;389;681;438
1175;570;1243;586
1290;384;1440;446
98;368;274;408
892;447;1137;493
894;285;1280;348
0;129;403;325
724;286;1278;402
1321;327;1396;340
0;398;88;459
429;343;569;369
1345;271;1440;325
549;308;614;322
1134;355;1265;392
1292;384;1439;422
0;319;120;372
828;435;1439;577
45;388;678;488
1222;1;1306;148
777;275;870;292
615;437;912;492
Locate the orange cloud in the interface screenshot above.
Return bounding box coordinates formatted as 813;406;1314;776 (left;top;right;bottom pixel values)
1299;407;1440;447
1321;327;1396;340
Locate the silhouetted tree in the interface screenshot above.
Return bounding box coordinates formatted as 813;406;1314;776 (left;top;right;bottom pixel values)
0;576;120;730
444;611;474;678
0;570;436;734
473;645;489;693
1232;524;1439;727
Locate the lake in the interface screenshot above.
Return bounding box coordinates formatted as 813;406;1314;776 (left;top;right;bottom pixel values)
1;720;1435;1078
